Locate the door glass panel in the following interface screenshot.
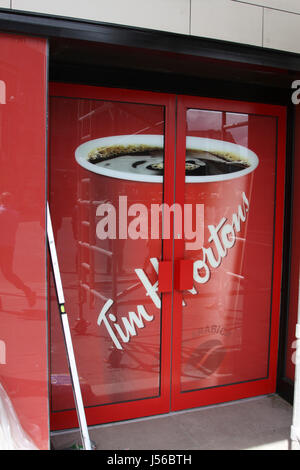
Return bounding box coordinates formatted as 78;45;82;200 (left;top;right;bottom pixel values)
181;108;277;392
49;97;165;411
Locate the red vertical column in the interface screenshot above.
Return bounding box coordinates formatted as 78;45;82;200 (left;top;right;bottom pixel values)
285;106;300;383
0;33;48;449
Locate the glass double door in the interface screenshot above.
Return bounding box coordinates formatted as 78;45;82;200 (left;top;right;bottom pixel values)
49;84;286;430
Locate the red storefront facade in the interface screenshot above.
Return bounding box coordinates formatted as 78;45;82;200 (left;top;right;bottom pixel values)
0;10;299;450
0;33;48;449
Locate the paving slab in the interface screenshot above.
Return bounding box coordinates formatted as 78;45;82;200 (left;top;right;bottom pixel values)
51;394;297;451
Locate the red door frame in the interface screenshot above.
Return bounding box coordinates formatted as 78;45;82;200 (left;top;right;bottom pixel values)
48;83;176;430
48;83;287;430
171;95;287;411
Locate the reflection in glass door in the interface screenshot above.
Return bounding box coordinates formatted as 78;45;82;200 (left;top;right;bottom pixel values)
171;97;286;411
49;85;176;429
49;85;286;430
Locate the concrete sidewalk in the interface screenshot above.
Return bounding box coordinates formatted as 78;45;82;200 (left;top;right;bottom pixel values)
51;394;299;450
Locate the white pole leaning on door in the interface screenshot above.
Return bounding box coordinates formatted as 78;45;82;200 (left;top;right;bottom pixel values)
47;202;92;451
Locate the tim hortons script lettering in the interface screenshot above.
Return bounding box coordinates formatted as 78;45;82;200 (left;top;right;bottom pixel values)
97;192;250;350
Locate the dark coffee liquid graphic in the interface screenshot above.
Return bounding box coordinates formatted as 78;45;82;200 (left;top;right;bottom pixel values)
88;144;249;176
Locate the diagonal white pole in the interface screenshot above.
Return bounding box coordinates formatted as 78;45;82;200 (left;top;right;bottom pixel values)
47;203;92;451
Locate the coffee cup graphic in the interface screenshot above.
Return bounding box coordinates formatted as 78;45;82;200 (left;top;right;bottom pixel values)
75;134;259;391
75;134;258;183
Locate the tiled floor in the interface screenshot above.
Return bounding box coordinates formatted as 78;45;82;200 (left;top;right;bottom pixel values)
51;394;299;451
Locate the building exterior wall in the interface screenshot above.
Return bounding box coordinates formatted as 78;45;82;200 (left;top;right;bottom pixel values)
285;104;300;382
0;0;298;450
0;33;48;450
0;0;299;53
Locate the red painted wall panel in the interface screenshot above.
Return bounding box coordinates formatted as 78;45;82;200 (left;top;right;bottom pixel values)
0;33;48;449
285;106;300;382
